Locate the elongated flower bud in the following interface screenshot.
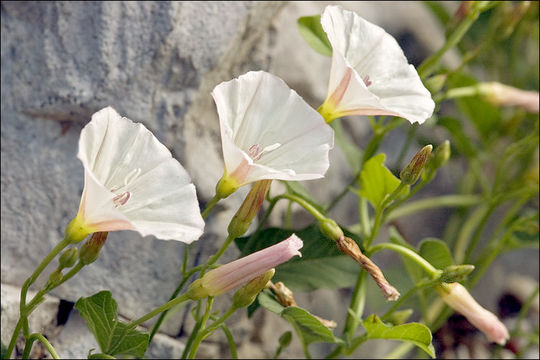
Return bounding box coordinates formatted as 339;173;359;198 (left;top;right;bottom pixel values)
441;264;475;282
400;145;433;185
199;234;302;297
319;218;344;242
79;232;108;265
233;269;275;308
436;283;510;345
59;248;79;269
228;180;272;238
478;82;539;113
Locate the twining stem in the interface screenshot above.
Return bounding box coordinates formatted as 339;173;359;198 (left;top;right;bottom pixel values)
5;318;24;360
22;333;59;359
126;293;192;330
189;306;237;358
220;323;238;359
368;243;442;278
187;297;216;359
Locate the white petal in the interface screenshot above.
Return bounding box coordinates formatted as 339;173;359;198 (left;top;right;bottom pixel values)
322;5;435;124
212;71;334;186
77;106;205;242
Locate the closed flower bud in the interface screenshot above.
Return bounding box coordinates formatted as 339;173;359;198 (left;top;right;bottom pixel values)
186;279;210;301
278;331;293;348
46;269;63;289
79;232;108;265
436;282;510;345
400;145;433;185
233;269;275;308
228;180;272;238
441;264;475;282
319;218;344;242
423;141;451;181
478;82;539;113
200;235;302;297
425;74;447;94
59;248;79;269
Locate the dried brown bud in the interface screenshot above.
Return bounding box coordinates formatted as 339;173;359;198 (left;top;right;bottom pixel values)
336;236;400;301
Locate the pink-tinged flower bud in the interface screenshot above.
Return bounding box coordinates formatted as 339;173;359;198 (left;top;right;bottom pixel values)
400;145;433;185
436;283;510;345
79;232;109;265
478;82;539;113
199;234;303;297
228;180;272;238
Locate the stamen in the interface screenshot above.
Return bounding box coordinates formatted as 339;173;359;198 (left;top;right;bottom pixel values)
363;75;372;87
113;192;130;207
248;143;281;161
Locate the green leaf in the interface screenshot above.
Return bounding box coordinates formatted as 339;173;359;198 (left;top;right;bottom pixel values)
258;290;340;348
359;154;409;210
75;291;149;358
236;225;362;291
418;238;454;269
281;307;339;345
258;289;285;315
362;314;435;358
297;15;332;56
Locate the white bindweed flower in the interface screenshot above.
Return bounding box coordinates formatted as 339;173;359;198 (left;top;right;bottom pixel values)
65;107;205;243
212;71;334;198
318;5;435;124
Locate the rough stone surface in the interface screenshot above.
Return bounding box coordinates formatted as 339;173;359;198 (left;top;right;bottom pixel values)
1;0;283;336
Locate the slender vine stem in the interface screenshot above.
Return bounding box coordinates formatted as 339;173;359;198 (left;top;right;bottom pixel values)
201;194;221;219
22;333;59;360
368;243;442;278
220;323;238;359
187;297;215;359
126;293;192;330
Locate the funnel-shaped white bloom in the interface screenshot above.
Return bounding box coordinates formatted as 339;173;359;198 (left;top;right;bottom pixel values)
212;71;334;192
70;107;205;243
318;5;435;124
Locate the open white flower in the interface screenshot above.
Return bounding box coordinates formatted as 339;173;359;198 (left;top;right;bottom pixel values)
66;107;205;243
318;5;435;124
212;71;334;197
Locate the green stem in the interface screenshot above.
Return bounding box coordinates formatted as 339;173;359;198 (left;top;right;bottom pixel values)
220;323;238;359
417;2;489;78
345;334;369;356
369;243;441;278
187;297;215;359
511;286;539;337
276;193;327;223
453;204;491;264
22;333;59;359
126;293;192;330
344;270;367;343
365;183;406;248
5;317;24;360
381;277;443;321
207;234;236;268
201;194;221;219
464;203;496;263
149;265;204;342
385;194;482;222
